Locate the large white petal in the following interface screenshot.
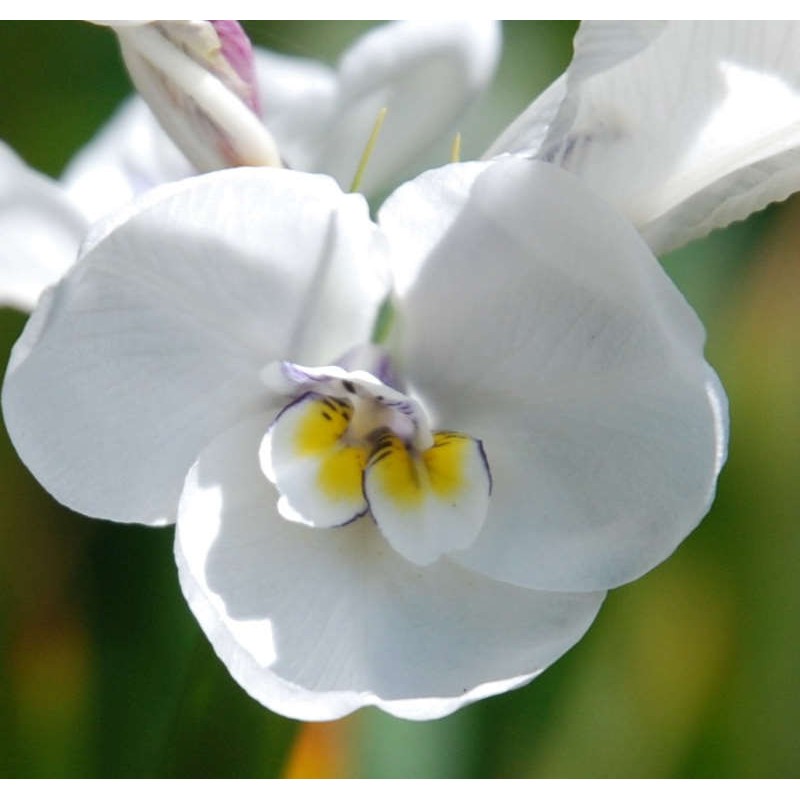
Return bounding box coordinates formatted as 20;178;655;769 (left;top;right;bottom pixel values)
489;21;800;254
61;96;193;223
3;168;387;525
387;158;727;592
378;160;491;295
176;414;605;721
0;142;86;310
310;21;501;195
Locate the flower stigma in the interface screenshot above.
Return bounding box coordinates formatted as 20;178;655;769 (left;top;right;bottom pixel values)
260;356;492;566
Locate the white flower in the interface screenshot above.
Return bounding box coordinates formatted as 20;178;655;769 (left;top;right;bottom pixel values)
0;20;500;310
65;20;500;217
9;19;800;316
0;142;85;310
487;21;800;253
1;157;726;720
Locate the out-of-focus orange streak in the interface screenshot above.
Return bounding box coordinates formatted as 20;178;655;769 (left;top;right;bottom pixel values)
282;720;353;778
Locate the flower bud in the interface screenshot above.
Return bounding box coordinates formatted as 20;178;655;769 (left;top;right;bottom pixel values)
107;20;281;171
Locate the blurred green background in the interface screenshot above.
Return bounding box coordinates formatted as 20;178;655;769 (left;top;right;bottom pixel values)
0;21;798;778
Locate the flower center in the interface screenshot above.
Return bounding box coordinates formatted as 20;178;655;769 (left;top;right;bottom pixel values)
259;359;492;566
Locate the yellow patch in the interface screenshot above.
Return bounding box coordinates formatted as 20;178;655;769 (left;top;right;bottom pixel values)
367;431;472;508
288;396;478;513
289;395;368;504
367;432;424;507
317;444;369;503
423;431;470;499
293;396;353;456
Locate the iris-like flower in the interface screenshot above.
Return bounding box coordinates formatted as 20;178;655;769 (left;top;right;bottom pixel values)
4;20;800;721
2;157;726;719
0;20;500;310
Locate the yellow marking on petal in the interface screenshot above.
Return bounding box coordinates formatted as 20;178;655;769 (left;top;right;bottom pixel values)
364;429;490;564
423;431;471;499
289;396;368;504
318;444;369;503
366;431;475;508
367;432;424;508
270;394;370;522
293;396;353;456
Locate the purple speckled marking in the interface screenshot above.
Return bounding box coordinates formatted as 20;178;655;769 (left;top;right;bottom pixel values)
210;20;260;114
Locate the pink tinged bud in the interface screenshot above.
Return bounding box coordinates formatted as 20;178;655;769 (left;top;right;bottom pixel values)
210;20;261;115
113;20;280;172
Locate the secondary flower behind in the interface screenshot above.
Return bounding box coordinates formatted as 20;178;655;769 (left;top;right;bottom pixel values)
487;21;800;254
0;143;86;310
79;20;500;205
7;20;800;315
1;158;726;719
0;19;499;311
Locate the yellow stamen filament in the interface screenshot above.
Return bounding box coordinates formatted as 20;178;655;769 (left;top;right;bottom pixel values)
450;132;462;163
349;106;388;193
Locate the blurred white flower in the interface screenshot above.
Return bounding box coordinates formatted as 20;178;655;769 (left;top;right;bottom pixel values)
0;142;85;310
487;21;800;253
0;20;500;310
2;157;726;719
84;20;501;200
